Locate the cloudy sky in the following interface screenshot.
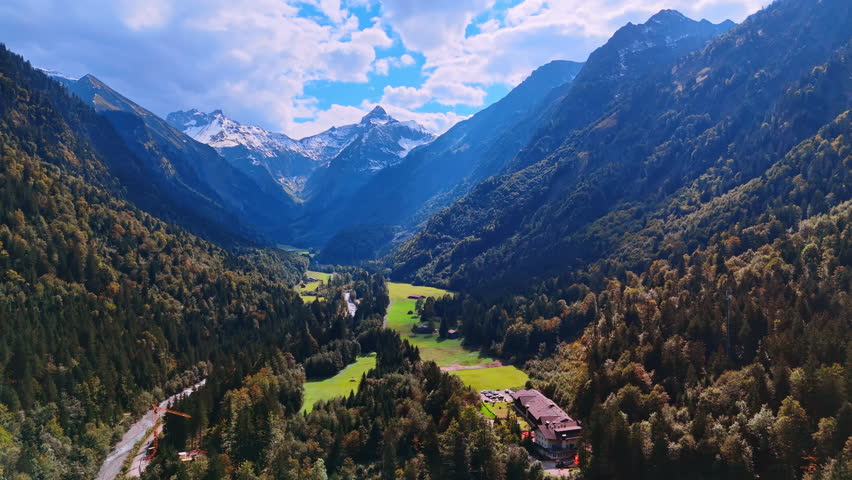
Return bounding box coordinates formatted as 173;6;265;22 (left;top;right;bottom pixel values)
0;0;765;138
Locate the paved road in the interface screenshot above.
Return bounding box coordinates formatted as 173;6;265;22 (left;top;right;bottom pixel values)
96;380;206;480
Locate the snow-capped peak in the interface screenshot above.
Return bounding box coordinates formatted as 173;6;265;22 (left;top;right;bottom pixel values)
360;105;391;125
37;67;78;81
167;107;435;195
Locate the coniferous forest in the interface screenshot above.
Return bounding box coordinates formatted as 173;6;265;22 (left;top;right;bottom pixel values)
0;0;850;479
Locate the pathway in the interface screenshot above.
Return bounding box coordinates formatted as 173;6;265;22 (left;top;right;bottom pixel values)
95;379;205;480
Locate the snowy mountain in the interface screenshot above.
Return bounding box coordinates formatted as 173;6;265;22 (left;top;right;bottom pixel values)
300;107;436;217
47;72;301;244
166;106;434;196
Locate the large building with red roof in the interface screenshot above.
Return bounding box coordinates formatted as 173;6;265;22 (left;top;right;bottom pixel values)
510;389;582;459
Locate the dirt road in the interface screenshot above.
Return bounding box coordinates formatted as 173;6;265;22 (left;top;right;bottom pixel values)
95;380;206;480
441;360;504;372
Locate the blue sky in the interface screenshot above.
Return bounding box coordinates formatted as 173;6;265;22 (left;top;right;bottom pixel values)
0;0;765;138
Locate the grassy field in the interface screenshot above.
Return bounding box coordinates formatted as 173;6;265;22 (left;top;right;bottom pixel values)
385;281;496;366
302;353;376;413
385;281;530;386
480;401;532;430
297;270;332;293
300;281;530;411
451;366;530;392
480;403;497;419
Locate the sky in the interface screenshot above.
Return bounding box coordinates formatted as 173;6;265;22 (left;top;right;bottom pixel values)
0;0;765;139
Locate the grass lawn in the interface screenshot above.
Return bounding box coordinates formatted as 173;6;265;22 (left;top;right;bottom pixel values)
385;281;498;367
384;281;530;391
302;353;376;413
297;270;332;293
452;366;529;392
479;401;532;430
480;403;497;419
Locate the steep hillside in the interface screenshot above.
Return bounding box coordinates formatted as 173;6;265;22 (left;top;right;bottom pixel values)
0;44;337;477
54;74;299;244
391;0;851;291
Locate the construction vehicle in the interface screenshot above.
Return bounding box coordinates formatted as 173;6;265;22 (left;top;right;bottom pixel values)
143;404;191;461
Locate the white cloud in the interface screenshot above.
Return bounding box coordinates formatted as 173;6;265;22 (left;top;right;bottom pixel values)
0;0;765;140
175;0;397;133
312;0;347;23
372;53;417;76
477;18;501;33
120;0;173;30
380;85;432;109
379;0;495;52
374;58;392;76
377;0;765;107
288;103;368;138
380;103;470;135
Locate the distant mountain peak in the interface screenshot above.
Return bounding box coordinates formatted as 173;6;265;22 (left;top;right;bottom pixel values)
361;105;391;124
36;67;77;81
648;9;688;24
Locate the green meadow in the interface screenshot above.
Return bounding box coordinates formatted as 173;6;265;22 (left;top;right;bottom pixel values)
302;353;376;413
452;366;530;392
385;281;530;382
297;270;331;293
302;281;529;411
385;281;490;365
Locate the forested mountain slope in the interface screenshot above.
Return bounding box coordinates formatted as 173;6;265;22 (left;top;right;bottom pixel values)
0;45;549;480
315;60;585;241
0;45;333;477
390;0;851;291
53;73;300;245
427;159;852;478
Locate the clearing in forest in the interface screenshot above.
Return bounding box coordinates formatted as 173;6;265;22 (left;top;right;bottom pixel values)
385;281;529;385
297;270;332;294
302;353;376;413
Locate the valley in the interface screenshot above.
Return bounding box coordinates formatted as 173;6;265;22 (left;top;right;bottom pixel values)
303;353;377;413
1;1;850;479
301;279;530;413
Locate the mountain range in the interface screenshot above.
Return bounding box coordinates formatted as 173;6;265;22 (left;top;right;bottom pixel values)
166;105;434;198
314;10;736;262
40;7;745;265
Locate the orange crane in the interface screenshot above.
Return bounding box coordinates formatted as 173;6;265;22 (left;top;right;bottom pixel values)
143;404;191;461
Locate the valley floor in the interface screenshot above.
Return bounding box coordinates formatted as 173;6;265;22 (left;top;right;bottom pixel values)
302;280;529;412
303;353;377;413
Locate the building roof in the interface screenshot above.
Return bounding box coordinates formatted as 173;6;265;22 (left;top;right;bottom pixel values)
510;389;581;441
